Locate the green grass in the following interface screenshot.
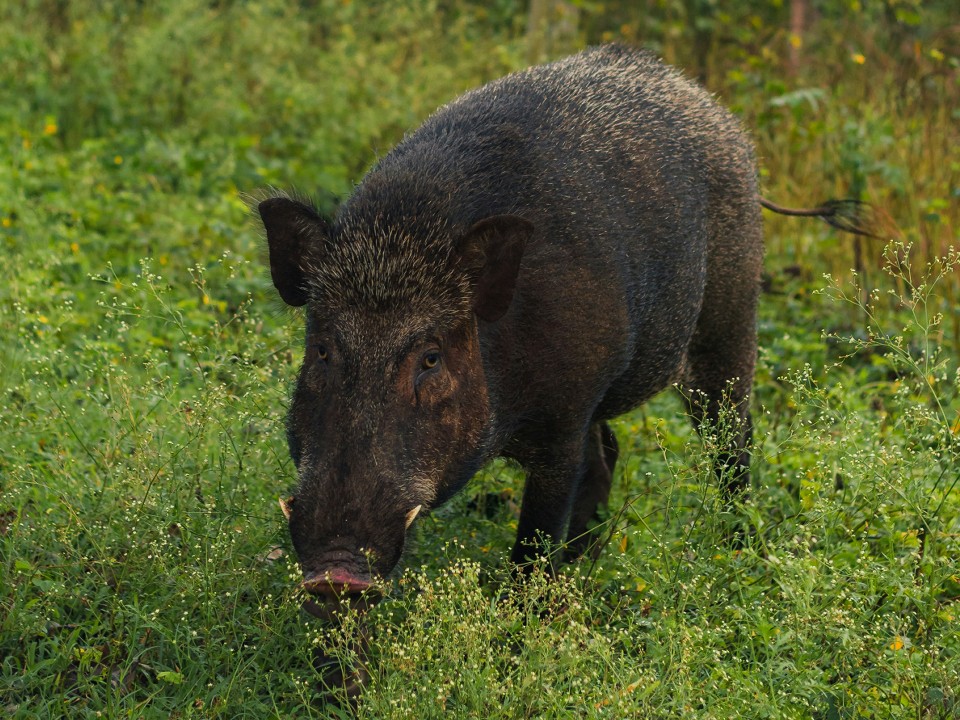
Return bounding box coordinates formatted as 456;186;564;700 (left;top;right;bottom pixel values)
1;2;959;717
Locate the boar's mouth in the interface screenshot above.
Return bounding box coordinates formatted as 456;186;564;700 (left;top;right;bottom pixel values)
301;568;382;620
283;497;426;618
302;568;374;596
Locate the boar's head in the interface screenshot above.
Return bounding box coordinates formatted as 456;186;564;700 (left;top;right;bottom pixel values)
258;194;531;600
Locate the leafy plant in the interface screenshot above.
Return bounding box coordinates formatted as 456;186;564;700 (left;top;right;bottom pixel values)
0;1;957;717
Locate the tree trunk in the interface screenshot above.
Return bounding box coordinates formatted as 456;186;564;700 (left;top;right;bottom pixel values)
527;0;580;64
788;0;807;77
685;0;712;85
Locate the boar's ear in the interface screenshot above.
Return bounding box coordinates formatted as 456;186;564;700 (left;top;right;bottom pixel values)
457;215;533;322
258;197;329;307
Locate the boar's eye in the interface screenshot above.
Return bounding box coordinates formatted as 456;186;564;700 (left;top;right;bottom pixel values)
315;345;329;363
414;349;442;392
421;351;441;371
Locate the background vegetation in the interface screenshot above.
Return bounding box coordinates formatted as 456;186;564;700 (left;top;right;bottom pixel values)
1;0;958;717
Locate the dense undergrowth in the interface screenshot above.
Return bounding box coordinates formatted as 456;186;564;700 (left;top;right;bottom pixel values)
1;1;958;717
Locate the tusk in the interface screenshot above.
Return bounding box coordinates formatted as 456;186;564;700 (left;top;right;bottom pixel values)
404;505;422;530
279;496;293;520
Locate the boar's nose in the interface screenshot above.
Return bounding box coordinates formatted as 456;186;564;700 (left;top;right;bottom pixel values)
302;568;375;598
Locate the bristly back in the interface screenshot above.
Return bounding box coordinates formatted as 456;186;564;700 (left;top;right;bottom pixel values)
302;44;755;321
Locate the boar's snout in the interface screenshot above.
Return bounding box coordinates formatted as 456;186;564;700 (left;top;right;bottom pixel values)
299;543;380;598
286;485;424;602
302;566;375;598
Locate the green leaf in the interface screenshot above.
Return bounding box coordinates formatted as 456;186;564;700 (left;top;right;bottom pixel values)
157;671;184;685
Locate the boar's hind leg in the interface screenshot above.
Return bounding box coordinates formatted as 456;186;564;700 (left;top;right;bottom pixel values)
564;421;619;561
680;372;754;498
682;206;762;501
681;302;758;500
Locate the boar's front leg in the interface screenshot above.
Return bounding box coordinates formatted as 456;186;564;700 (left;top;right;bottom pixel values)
508;425;597;568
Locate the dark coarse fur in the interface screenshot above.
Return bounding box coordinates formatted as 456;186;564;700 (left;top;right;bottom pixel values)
258;44;763;591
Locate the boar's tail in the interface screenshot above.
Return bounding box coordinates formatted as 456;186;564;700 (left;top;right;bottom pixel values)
760;197;898;239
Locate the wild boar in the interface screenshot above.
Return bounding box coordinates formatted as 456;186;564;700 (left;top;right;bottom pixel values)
259;44;850;601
